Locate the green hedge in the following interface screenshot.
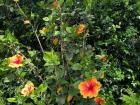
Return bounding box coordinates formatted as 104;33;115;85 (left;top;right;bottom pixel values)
0;0;140;105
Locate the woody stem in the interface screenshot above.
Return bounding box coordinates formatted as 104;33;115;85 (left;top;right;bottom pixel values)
15;3;44;52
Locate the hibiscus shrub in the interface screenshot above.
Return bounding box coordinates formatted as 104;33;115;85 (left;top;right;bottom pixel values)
0;0;140;105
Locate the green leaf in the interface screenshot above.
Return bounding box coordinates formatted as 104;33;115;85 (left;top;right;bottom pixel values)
23;103;34;105
19;71;27;78
4;30;17;43
0;35;4;40
66;27;72;33
71;63;82;70
24;59;31;64
65;0;74;6
36;101;46;105
56;96;65;105
54;31;61;36
73;80;81;89
55;67;64;79
38;83;48;93
68;87;79;96
59;0;64;5
7;98;17;103
28;51;36;57
43;17;49;22
3;77;10;83
0;97;6;105
43;50;60;66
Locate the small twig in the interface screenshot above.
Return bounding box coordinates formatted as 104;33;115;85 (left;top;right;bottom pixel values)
60;39;67;78
16;3;27;18
58;6;69;79
31;65;53;92
32;25;44;52
82;34;86;56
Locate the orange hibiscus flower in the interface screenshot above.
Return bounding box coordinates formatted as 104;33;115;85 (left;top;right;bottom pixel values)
78;77;101;98
94;97;104;105
8;54;24;68
76;24;85;36
21;81;34;96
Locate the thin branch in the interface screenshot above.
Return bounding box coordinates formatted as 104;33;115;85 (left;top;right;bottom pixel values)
15;3;44;52
59;6;69;79
32;25;44;52
16;3;27;18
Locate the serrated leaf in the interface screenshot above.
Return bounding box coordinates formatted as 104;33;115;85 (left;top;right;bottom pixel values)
43;50;60;66
4;30;17;43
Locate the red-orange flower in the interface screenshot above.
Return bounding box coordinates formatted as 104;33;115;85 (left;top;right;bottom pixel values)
8;54;24;68
94;97;104;105
76;24;85;36
78;77;101;98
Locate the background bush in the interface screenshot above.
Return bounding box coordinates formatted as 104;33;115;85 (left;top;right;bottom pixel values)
0;0;140;105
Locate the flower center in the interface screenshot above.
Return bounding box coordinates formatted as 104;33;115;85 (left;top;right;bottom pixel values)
28;86;33;93
13;58;22;64
87;83;94;91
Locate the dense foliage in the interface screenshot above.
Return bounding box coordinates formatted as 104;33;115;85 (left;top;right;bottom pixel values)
0;0;140;105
